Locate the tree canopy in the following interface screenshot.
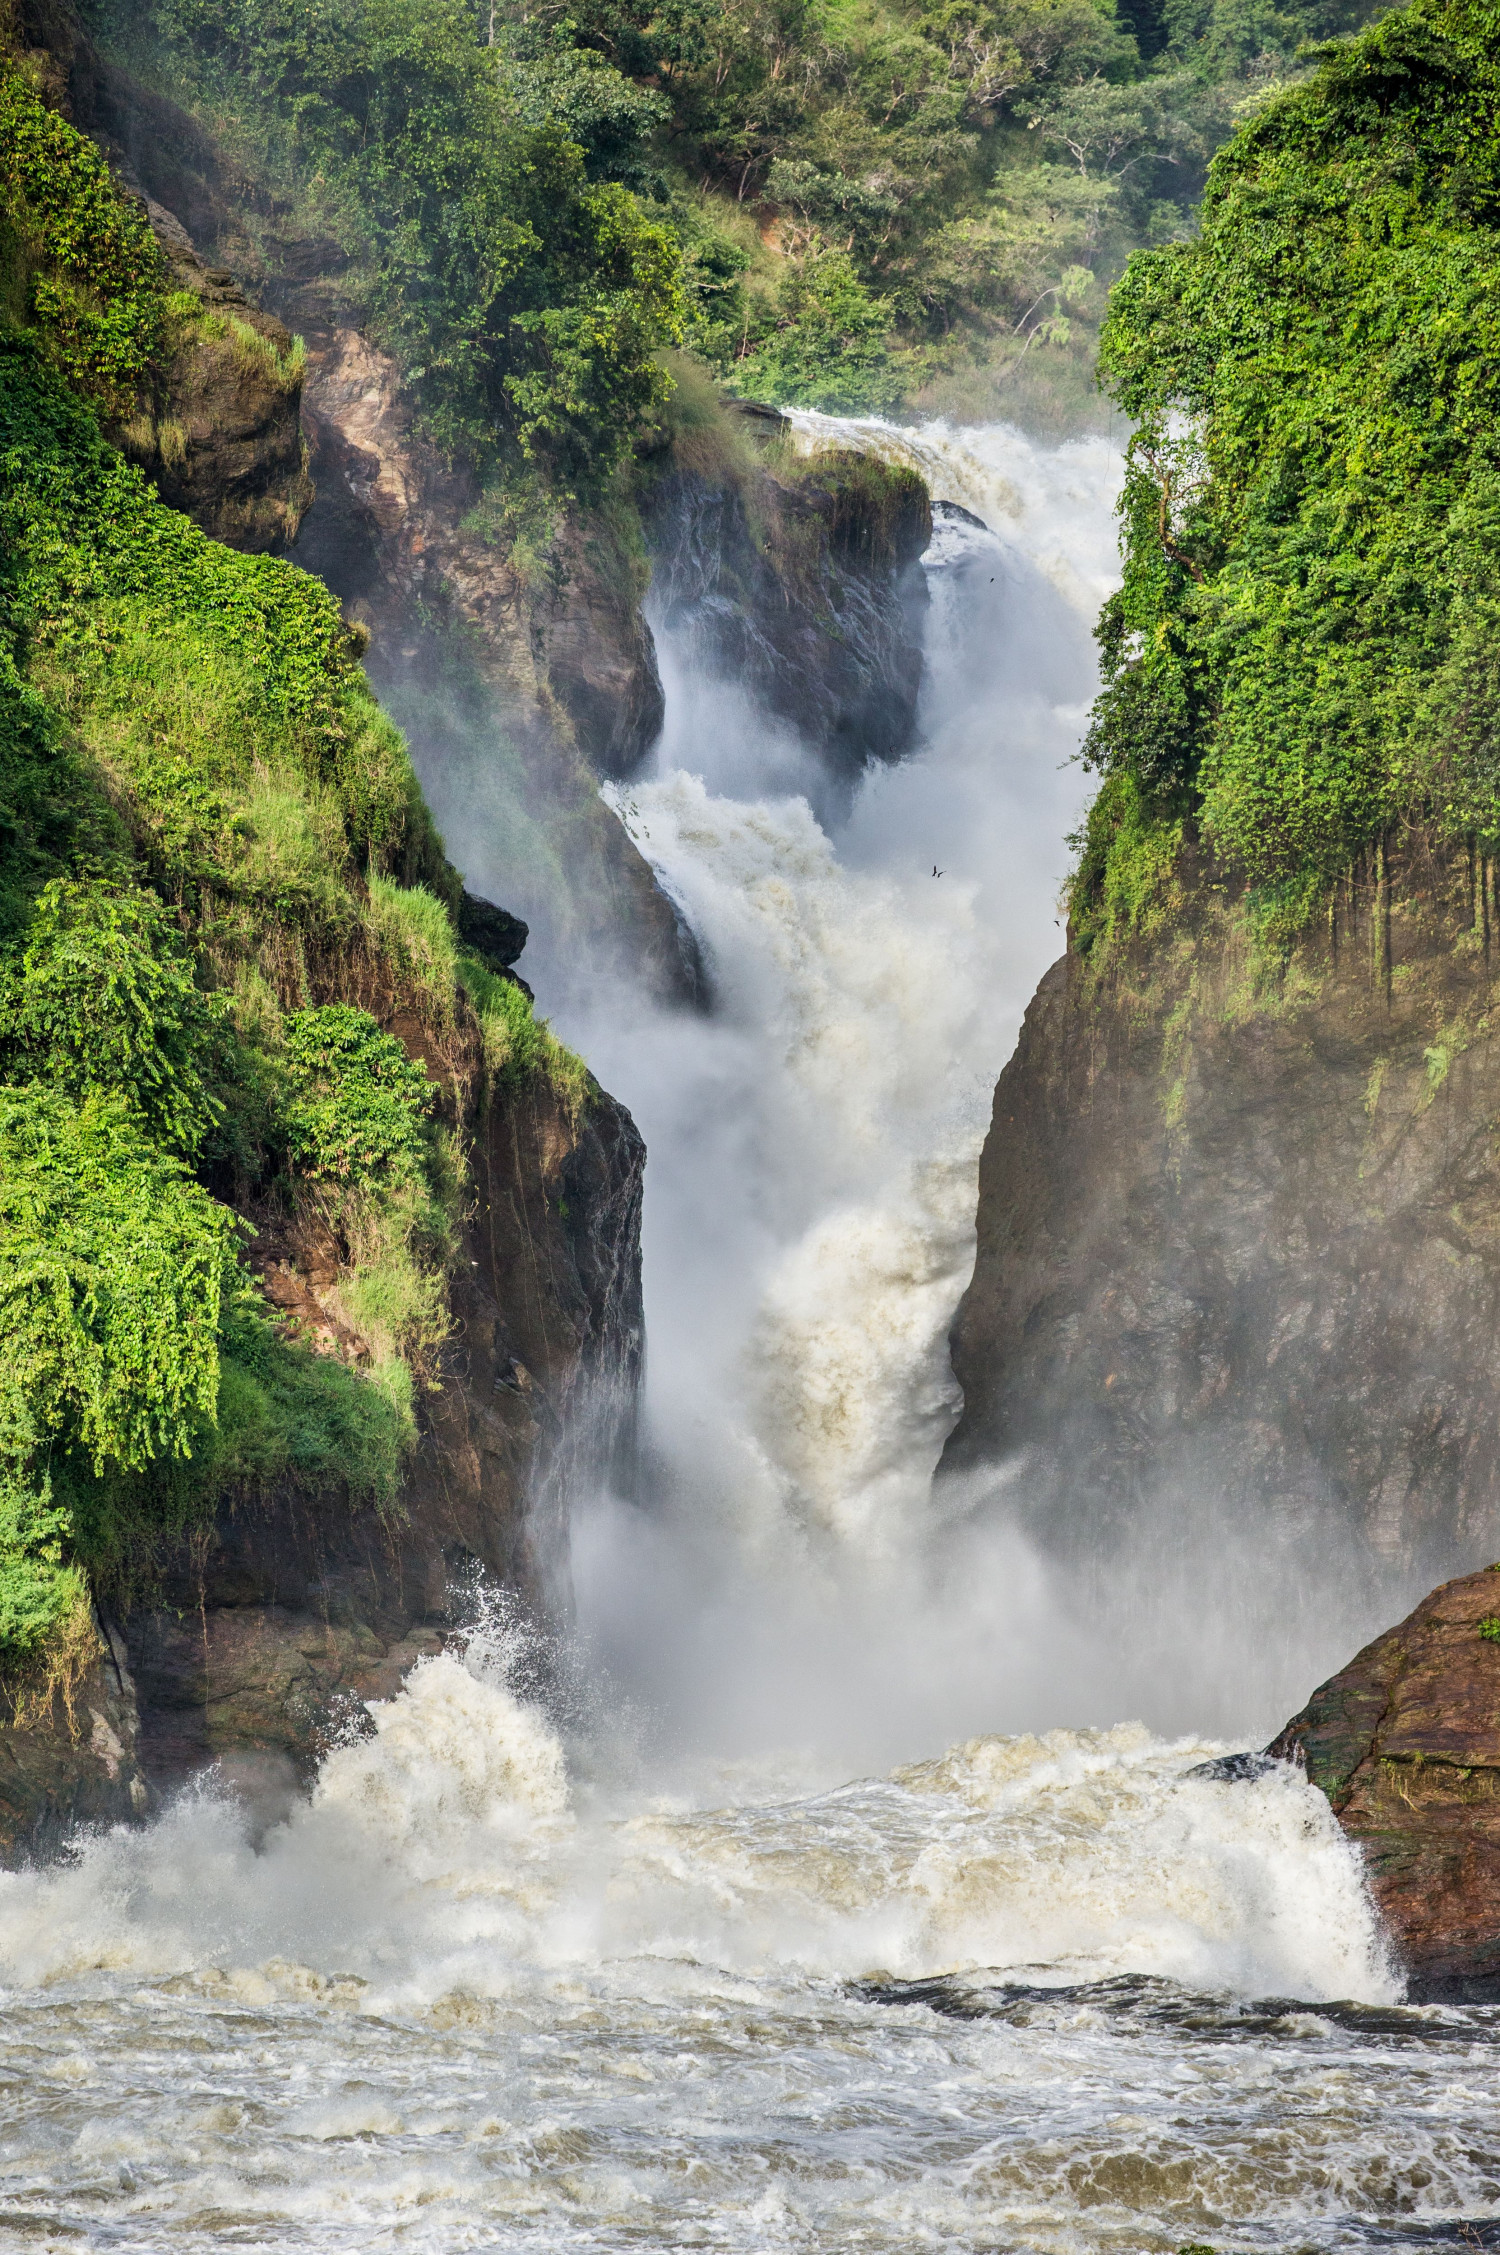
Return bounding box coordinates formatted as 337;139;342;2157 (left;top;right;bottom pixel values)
1076;0;1500;943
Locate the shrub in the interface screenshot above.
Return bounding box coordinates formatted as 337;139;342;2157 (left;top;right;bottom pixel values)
0;876;224;1153
212;1292;413;1506
279;1003;434;1186
0;1084;239;1473
104;0;684;494
733;248;902;415
0;342;425;881
0;56;167;412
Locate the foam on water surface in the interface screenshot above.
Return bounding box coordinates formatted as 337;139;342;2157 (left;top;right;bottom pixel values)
0;1623;1424;2253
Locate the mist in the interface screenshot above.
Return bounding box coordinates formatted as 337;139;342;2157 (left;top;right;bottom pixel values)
403;413;1409;1786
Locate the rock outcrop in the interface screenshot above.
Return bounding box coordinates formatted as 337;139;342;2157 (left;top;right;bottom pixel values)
1;1064;644;1858
7;0;310;553
640;406;932;794
277;319;697;997
944;831;1500;1587
1272;1567;1500;1999
134;227;311;553
0;1623;148;1863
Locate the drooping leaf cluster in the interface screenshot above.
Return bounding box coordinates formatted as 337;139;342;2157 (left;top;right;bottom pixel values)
0;1087;238;1476
0;878;225;1154
1077;0;1500;945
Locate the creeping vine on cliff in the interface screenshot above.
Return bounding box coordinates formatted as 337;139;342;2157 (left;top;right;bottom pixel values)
1075;0;1500;952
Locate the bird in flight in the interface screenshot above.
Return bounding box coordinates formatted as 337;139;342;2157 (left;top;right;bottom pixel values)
932;864;944;877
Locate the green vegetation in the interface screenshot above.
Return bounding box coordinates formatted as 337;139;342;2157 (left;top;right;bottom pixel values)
0;61;572;1666
279;1005;434;1185
97;0;1382;467
95;0;683;495
1074;0;1500;953
0;55;166;410
1479;1616;1500;1644
458;953;593;1119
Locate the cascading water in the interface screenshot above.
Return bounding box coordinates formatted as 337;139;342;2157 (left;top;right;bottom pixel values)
3;419;1497;2253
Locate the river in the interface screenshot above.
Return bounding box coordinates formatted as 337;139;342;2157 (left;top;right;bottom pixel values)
1;418;1496;2253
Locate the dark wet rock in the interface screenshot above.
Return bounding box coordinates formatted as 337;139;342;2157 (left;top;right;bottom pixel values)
1272;1567;1500;1998
130;234;312;553
641;437;931;789
118;1072;645;1808
1186;1752;1281;1783
0;1621;148;1864
459;889;529;970
944;830;1500;1590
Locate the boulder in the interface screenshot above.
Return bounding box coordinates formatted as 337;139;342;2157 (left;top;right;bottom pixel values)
1271;1566;1500;1999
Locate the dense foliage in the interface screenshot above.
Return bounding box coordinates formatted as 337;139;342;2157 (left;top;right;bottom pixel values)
0;72;591;1661
98;0;1382;458
96;0;683;492
1075;0;1500;946
0;57;166;410
0;322;448;1652
280;1005;434;1183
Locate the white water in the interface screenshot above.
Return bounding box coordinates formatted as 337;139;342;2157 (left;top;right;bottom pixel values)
6;419;1498;2251
2;1611;1438;2255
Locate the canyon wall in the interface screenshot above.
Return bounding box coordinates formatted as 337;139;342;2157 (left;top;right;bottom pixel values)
1;1066;644;1854
945;833;1500;1589
0;0;649;1858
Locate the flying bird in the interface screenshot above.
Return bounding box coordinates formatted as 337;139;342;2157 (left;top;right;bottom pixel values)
933;864;944;877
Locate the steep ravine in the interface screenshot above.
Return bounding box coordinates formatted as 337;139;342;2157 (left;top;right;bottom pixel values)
43;0;932;999
0;0;940;1860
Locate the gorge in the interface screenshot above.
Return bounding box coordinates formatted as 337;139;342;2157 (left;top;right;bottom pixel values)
5;0;1500;2248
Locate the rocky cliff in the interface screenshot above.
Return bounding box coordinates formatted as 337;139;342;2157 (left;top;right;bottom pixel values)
60;41;931;995
1;1061;643;1856
638;396;932;799
0;1;650;1860
1272;1566;1500;1999
944;831;1500;1593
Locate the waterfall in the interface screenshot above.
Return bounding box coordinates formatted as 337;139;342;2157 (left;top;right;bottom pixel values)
6;417;1478;2255
547;416;1131;1768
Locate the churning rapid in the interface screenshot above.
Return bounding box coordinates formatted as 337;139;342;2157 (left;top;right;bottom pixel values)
2;422;1494;2254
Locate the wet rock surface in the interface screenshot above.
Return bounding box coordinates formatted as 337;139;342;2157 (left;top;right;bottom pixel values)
115;1071;645;1826
945;831;1500;1589
1272;1567;1500;1998
642;429;932;796
0;1624;147;1863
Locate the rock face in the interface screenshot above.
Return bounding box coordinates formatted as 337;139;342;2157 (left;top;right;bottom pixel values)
1271;1568;1500;1998
138;230;311;553
280;321;694;995
944;832;1500;1587
641;415;932;792
0;1624;148;1861
0;1068;644;1859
